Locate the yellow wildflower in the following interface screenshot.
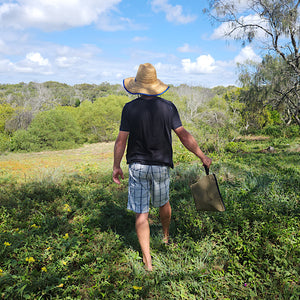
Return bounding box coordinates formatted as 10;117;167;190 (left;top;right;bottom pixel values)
4;242;11;246
31;224;39;229
26;257;35;263
41;267;47;272
57;283;64;288
133;286;142;290
63;204;71;212
63;233;69;240
62;261;67;266
0;269;3;277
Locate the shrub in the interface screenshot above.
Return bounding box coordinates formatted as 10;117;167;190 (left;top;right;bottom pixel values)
10;130;40;152
10;108;83;152
0;133;10;153
262;124;300;138
77;96;128;143
224;141;247;153
284;125;300;138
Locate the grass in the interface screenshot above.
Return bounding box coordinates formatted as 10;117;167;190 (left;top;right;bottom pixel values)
0;138;299;299
0;142;116;184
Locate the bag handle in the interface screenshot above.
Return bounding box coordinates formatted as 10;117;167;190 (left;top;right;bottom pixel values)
204;165;209;175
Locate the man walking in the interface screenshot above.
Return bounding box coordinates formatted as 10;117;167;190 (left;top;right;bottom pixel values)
113;63;211;271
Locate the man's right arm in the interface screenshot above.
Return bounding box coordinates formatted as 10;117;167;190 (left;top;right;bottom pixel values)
113;131;129;184
174;126;212;168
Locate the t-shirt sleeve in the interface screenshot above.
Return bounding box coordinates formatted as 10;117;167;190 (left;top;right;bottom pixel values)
171;103;182;130
119;104;130;132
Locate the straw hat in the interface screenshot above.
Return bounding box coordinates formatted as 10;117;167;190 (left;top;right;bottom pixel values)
123;63;169;96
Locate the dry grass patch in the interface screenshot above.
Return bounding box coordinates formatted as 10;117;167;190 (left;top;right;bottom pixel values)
0;142;116;183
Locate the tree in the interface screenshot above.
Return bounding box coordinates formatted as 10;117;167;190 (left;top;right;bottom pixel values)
5;110;34;133
11;108;83;152
238;54;299;125
0;103;15;133
77;95;128;142
206;0;300;125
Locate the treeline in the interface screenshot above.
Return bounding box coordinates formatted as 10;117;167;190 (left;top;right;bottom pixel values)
0;94;128;152
0;82;299;153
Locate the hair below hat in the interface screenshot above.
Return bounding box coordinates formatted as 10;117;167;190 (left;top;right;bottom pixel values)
123;63;169;96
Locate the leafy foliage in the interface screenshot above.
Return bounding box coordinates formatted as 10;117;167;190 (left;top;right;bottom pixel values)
0;81;298;153
206;0;300;126
77;95;128;143
238;55;299;127
0;139;299;299
0;104;15;133
10;108;83;152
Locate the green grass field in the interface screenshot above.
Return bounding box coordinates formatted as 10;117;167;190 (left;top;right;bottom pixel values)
0;138;299;299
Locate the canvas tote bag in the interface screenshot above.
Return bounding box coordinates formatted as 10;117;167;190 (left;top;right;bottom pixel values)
190;166;225;212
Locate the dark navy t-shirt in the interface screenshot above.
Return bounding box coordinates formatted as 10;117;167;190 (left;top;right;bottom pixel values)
120;96;182;168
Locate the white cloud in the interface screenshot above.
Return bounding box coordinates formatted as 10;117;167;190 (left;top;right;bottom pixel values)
0;38;8;54
211;14;269;40
0;56;52;75
0;0;122;31
96;15;138;31
55;56;79;68
182;55;217;74
132;36;149;42
26;52;49;66
54;44;101;68
0;59;14;73
151;0;197;24
177;43;199;53
234;46;262;64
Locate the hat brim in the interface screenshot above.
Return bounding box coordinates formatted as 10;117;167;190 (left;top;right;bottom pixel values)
123;77;169;96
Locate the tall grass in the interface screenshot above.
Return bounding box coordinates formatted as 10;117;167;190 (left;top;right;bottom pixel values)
0;139;299;299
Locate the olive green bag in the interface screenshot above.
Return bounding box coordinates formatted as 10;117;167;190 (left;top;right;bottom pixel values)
190;166;225;212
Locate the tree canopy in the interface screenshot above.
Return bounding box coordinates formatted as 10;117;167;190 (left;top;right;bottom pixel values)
206;0;300;125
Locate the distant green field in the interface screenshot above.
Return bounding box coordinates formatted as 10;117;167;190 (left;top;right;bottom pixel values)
0;138;299;299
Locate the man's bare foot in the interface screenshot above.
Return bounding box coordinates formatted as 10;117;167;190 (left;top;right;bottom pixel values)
144;264;153;272
162;235;169;245
143;255;153;271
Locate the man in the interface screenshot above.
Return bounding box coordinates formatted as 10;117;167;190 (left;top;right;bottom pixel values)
113;63;211;271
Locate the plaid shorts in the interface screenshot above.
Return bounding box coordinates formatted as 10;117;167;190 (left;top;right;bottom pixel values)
127;163;170;214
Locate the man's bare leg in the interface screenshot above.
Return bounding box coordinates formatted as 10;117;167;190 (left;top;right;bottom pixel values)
159;201;171;244
135;212;152;271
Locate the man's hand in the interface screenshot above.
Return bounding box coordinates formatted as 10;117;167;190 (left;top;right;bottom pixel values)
113;167;124;185
201;155;212;169
113;131;129;184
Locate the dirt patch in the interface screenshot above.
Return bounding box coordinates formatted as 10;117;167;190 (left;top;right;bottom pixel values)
293;146;300;152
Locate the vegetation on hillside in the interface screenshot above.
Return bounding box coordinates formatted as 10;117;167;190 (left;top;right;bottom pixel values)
0;81;299;154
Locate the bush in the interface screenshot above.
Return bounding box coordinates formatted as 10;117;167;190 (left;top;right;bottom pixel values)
10;108;83;152
0;133;10;153
284;125;300;138
224;141;247;153
77;96;128;143
262;125;300;138
10;130;40;152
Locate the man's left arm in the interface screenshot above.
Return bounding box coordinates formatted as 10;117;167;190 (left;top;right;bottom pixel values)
113;131;129;184
174;126;212;168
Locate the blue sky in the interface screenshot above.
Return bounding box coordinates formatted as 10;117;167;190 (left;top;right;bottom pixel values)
0;0;262;87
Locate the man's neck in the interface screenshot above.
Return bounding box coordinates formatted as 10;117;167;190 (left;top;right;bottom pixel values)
140;95;156;100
